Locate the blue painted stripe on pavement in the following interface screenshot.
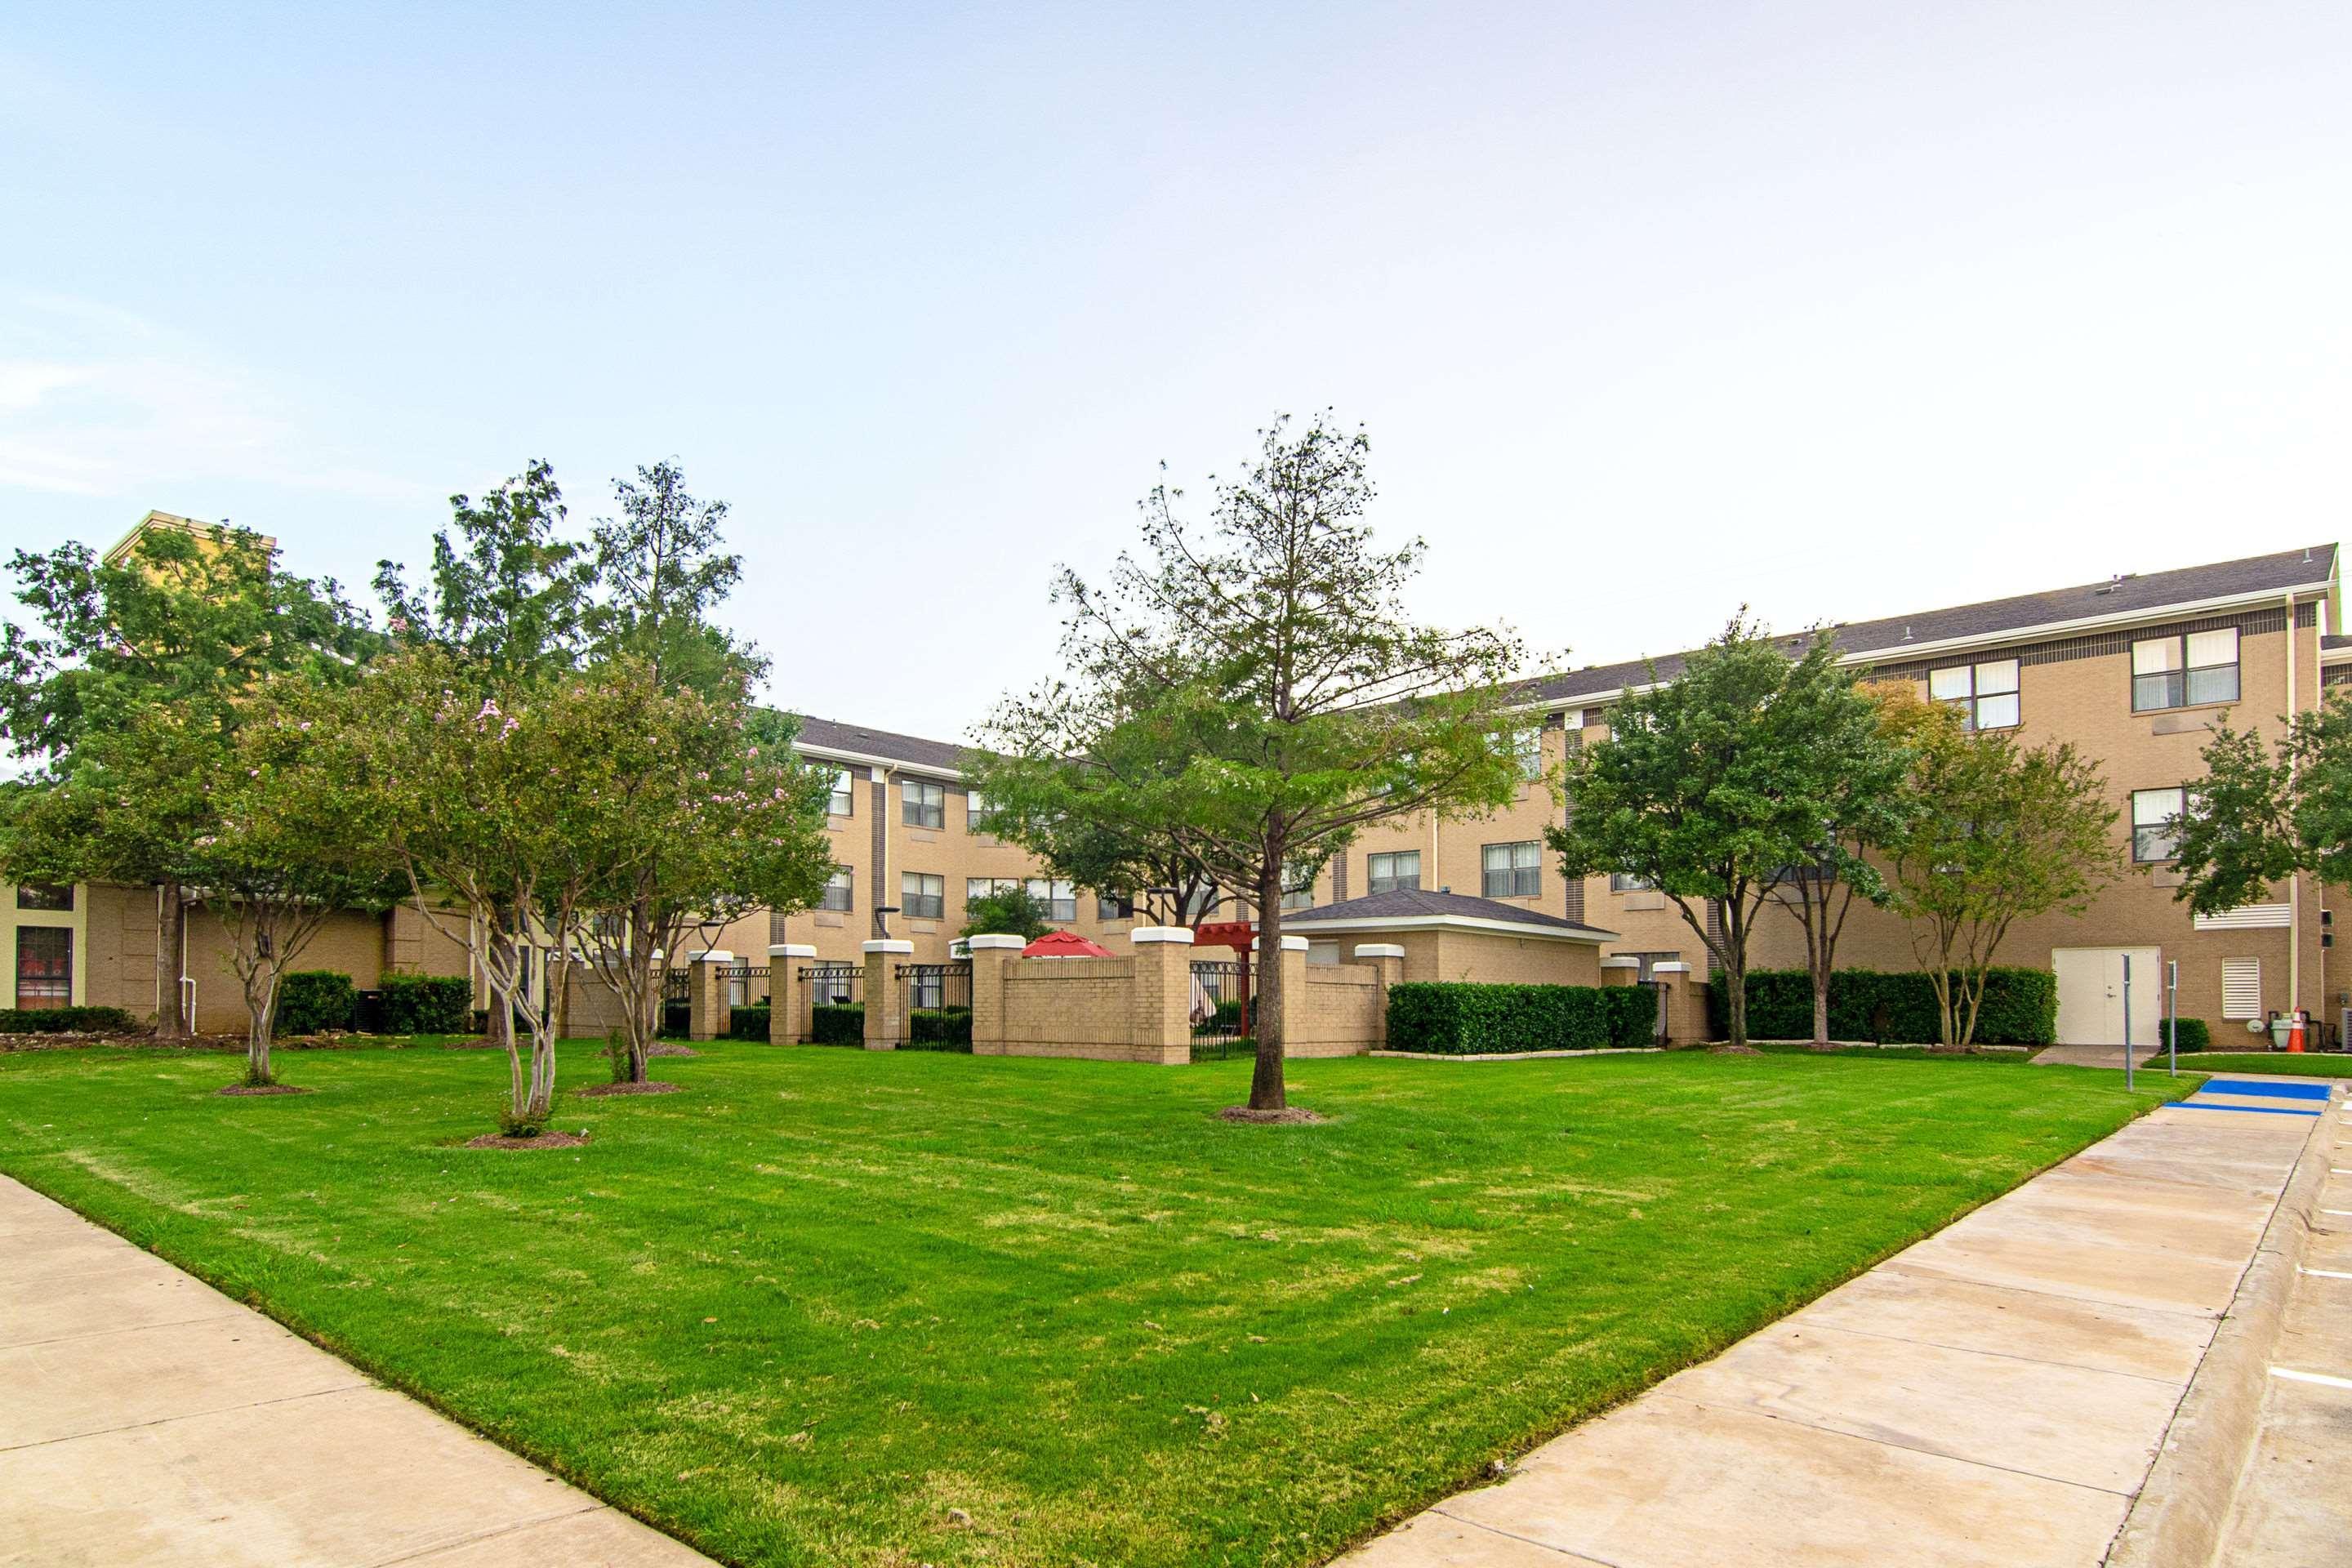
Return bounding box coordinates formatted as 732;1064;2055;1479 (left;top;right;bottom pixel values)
2202;1078;2333;1101
2164;1101;2323;1117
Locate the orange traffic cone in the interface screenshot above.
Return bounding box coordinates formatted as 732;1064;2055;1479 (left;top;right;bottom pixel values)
2287;1013;2306;1053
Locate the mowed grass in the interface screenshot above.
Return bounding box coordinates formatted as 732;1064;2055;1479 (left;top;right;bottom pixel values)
2169;1052;2352;1078
0;1044;2193;1567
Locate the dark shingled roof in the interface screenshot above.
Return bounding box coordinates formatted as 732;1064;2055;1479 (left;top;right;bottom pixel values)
2324;634;2352;652
1285;887;1615;938
790;715;969;774
1519;544;2337;707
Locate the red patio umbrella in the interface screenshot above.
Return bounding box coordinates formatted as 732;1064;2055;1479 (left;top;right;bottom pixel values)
1022;930;1114;958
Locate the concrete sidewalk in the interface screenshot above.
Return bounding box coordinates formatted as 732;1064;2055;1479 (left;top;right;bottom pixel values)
0;1176;715;1568
1339;1083;2324;1568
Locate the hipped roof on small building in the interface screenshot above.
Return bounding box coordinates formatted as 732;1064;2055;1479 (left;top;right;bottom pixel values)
1282;889;1617;944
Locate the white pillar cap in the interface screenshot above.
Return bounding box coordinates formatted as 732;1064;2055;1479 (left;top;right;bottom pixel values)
693;949;735;964
861;939;914;955
1650;960;1692;974
966;933;1027;950
1352;942;1405;960
769;943;817;959
1252;934;1312;952
1129;926;1196;945
1598;955;1642;969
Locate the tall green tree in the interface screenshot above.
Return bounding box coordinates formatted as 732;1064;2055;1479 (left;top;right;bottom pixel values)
979;413;1528;1113
1546;618;1897;1048
1881;685;2121;1046
2167;696;2352;914
0;522;373;1037
959;883;1054;942
373;460;595;681
587;460;761;697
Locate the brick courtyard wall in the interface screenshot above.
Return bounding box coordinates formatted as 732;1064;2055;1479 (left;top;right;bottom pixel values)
975;928;1193;1063
768;943;814;1043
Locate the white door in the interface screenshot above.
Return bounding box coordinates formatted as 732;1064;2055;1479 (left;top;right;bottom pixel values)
2053;947;2163;1045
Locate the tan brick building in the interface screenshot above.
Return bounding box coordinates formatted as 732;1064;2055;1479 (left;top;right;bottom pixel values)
737;543;2347;1047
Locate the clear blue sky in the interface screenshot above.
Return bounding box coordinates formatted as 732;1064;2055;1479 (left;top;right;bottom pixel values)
5;2;2348;740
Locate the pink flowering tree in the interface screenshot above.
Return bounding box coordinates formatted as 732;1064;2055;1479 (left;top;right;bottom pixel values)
572;673;835;1084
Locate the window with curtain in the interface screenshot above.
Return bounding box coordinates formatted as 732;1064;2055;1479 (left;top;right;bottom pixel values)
901;778;946;828
2131;787;2186;862
2132;627;2238;712
827;769;855;817
901;872;945;920
1481;840;1541;898
1023;877;1077;922
820;866;853;911
1367;851;1421;895
1927;659;2020;730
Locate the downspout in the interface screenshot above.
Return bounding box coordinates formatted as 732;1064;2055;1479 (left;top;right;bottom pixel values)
2285;590;2301;1015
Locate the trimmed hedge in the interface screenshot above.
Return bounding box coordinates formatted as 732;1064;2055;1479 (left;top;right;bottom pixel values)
1706;967;2059;1045
1192;996;1247;1037
1386;982;1657;1055
378;973;472;1035
2164;1017;2213;1053
811;1003;864;1045
276;970;358;1034
728;1004;772;1040
906;1006;973;1051
0;1004;139;1035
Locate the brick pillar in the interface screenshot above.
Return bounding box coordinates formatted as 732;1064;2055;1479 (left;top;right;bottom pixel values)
1650;961;1694;1045
1260;934;1311;1058
1129;926;1196;1064
862;940;911;1050
966;934;1024;1056
1598;956;1640;987
1352;943;1405;1049
768;944;813;1044
688;950;733;1042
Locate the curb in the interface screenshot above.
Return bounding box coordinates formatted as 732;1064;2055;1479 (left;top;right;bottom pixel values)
2105;1082;2339;1568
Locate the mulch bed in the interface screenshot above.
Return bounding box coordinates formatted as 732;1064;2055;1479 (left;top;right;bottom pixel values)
573;1080;681;1098
597;1044;700;1058
464;1130;590;1151
217;1083;316;1097
1707;1044;1764;1056
1218;1106;1329;1125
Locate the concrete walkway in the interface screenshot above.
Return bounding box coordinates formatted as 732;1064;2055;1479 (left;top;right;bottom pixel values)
0;1177;714;1568
1339;1081;2325;1568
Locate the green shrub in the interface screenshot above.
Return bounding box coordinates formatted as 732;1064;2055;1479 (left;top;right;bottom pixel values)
1192;996;1247;1036
275;970;358;1035
1705;968;2059;1045
377;973;472;1035
1386;982;1644;1055
1599;986;1659;1048
2164;1017;2213;1052
728;1004;772;1040
659;1002;691;1039
810;1003;864;1045
906;1006;973;1051
0;1005;140;1035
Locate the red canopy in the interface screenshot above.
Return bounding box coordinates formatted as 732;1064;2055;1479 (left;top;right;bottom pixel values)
1022;930;1114;958
1192;920;1256;955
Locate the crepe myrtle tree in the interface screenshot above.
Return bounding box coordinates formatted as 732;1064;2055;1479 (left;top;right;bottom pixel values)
1548;618;1900;1049
573;690;837;1085
0;521;374;1038
318;648;635;1133
191;690;403;1085
979;412;1530;1113
1880;684;2120;1047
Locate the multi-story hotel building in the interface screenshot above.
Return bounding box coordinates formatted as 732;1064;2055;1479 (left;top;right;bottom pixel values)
737;542;2345;1048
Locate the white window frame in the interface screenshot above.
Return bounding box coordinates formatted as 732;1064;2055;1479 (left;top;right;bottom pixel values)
1024;877;1077;923
2132;627;2239;713
901;778;947;828
2131;786;2187;863
1367;851;1421;895
820;866;853;912
1481;840;1541;899
827;768;855;817
1927;659;2020;732
901;871;945;920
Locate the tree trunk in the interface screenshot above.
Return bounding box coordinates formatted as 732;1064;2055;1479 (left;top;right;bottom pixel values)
626;898;657;1085
1247;859;1287;1111
1725;952;1748;1045
1811;961;1830;1046
244;966;277;1086
488;922;514;1054
155;884;187;1039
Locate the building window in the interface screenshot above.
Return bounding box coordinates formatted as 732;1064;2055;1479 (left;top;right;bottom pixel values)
902;872;945;920
1281;859;1318;911
965;791;996;832
1487;728;1544;782
827;768;855;817
1098;891;1134;921
2221;957;2261;1020
965;876;1020;904
2132;627;2239;712
820;866;853;912
901;779;946;828
2132;786;2186;862
1610;871;1654;892
1927;659;2020;731
15;925;70;1005
1482;840;1541;899
1367;851;1421;895
14;883;73;911
1024;877;1077;923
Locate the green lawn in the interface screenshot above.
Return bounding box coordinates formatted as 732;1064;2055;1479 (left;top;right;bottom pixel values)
2168;1051;2352;1078
0;1044;2193;1568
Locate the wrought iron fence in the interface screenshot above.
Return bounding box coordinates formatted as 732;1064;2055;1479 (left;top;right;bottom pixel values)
898;961;973;1049
661;969;689;1005
800;964;861;1005
724;964;770;1007
1189;959;1250;1059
